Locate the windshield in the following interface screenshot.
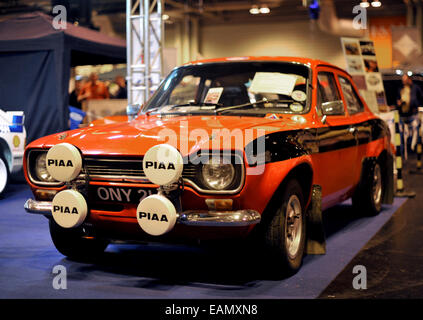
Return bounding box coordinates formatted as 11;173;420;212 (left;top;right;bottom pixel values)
143;61;311;116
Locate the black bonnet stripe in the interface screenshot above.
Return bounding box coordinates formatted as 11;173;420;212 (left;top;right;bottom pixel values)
245;118;389;166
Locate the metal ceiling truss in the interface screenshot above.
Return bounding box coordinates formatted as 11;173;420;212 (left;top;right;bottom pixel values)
126;0;164;105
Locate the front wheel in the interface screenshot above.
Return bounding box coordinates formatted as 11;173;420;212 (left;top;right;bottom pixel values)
49;220;109;261
0;154;9;197
263;179;306;275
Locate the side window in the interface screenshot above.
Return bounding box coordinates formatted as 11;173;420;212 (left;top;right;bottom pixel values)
317;72;344;115
318;72;340;102
338;76;364;114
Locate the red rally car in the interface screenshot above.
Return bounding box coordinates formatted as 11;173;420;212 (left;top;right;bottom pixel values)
24;57;394;274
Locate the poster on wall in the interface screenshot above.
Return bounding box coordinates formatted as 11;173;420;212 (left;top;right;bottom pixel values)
392;26;421;65
340;37;387;114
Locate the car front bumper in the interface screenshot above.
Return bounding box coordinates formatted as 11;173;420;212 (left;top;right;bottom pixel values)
24;198;261;227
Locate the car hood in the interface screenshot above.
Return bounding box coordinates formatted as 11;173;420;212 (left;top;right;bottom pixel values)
27;114;311;157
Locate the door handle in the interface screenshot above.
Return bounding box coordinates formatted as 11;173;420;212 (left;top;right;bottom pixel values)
348;126;358;134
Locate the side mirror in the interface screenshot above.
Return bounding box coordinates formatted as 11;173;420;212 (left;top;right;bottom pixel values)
321;100;345;116
126;104;141;121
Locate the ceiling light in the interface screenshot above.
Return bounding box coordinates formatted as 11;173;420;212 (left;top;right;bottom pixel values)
395;69;403;75
371;1;382;7
360;1;370;8
259;5;270;14
162;14;169;20
249;5;260;15
408;71;413;76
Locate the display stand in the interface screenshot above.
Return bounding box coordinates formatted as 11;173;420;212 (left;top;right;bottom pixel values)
394;110;416;197
409;111;423;174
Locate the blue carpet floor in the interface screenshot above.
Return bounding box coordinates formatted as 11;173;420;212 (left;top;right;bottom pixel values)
0;183;406;299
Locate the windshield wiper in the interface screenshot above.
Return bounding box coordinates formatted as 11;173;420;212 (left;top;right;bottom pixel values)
171;101;224;108
145;99;300;116
144;107;161;116
216;99;297;113
144;101;223;116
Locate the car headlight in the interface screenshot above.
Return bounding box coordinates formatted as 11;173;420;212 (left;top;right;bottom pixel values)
201;157;235;190
34;153;56;182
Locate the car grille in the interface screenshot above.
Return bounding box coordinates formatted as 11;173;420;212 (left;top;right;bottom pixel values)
27;149;243;194
81;157;197;181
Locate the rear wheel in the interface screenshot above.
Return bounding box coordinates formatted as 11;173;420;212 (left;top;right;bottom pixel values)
352;161;383;216
263;179;306;275
0;154;9;197
49;220;109;261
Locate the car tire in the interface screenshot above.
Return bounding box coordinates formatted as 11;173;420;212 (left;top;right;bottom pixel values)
0;153;9;197
263;179;306;275
49;220;109;261
352;160;383;216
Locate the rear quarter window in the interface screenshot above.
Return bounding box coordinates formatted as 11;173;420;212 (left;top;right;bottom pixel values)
338;76;364;114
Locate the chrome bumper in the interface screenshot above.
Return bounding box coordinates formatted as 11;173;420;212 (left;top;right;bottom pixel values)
178;210;260;226
24;199;53;214
24;199;261;227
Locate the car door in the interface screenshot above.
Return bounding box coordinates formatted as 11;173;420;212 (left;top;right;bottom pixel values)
336;74;368;187
313;68;358;209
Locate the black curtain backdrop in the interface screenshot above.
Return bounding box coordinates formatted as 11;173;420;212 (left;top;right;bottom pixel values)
0;12;126;143
0;50;66;143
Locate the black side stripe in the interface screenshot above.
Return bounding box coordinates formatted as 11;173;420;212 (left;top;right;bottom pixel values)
245;118;389;166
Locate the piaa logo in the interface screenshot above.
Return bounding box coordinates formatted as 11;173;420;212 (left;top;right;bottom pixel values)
48;159;74;167
145;161;175;170
53;205;79;214
138;211;169;222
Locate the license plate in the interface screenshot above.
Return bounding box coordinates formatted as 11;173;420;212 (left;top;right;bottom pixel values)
90;186;156;204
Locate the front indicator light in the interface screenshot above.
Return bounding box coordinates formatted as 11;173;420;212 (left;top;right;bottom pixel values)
205;199;233;211
34;189;58;201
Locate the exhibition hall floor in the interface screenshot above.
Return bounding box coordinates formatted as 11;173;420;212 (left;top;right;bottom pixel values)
1;181;414;299
320;164;423;299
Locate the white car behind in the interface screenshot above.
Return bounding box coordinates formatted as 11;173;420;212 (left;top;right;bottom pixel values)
0;109;26;196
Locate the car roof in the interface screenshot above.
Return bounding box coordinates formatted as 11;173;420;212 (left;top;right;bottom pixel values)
184;56;353;82
185;56;339;70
